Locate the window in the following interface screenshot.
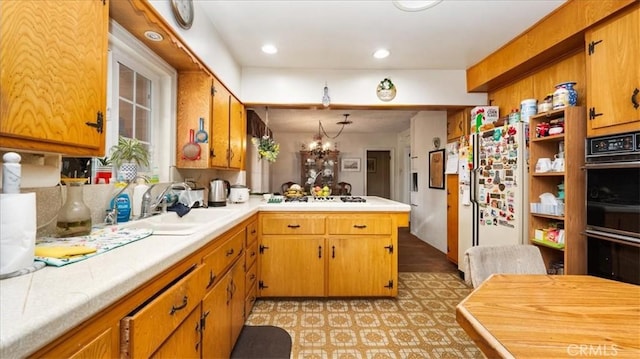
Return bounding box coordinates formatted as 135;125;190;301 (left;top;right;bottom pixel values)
104;20;177;182
115;63;152;168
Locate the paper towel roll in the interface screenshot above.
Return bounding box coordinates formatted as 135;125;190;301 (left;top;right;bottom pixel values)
0;193;36;275
0;164;60;189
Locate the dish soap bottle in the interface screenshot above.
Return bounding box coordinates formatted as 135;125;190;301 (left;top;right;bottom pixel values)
57;178;92;237
110;182;131;223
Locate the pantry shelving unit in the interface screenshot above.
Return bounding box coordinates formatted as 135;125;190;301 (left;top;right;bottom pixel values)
528;106;587;274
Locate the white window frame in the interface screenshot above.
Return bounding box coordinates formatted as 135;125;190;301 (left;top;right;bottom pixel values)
107;20;177;182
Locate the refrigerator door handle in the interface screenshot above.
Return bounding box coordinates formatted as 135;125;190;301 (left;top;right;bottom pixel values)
471;167;482;204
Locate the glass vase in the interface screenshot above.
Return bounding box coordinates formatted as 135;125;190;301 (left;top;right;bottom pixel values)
56;179;92;237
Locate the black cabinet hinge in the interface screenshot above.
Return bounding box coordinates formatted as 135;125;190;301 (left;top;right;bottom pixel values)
589;107;603;120
258;280;268;290
384;280;394;289
259;244;269;254
588;39;602;55
85;111;104;133
384;244;394;253
211;85;217;96
200;310;210;331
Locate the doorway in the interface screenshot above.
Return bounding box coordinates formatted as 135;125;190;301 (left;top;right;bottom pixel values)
366;150;391;198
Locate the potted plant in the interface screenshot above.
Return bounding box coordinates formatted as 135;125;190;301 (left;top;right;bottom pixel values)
252;135;280;163
94;156;113;184
109;136;150;181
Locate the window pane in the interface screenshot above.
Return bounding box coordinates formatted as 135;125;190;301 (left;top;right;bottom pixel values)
136;73;151;108
135;106;150;142
119;100;133;138
119;64;134;101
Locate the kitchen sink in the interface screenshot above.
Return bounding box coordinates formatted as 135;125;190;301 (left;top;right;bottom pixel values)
120;208;238;235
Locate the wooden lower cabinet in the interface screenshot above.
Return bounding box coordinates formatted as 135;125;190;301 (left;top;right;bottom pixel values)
327;236;393;296
202;270;233;359
259;236;325;296
151;306;201;359
67;328;113;359
258;212;403;297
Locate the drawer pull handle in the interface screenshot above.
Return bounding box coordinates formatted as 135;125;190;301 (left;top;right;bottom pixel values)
287;224;301;228
332;245;335;258
170;296;188;315
353;224;367;229
250;250;256;257
318;245;322;259
206;271;217;289
249;273;256;280
251;229;257;234
226;248;235;256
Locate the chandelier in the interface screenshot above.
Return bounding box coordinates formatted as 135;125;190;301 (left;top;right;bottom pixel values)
305;114;352;159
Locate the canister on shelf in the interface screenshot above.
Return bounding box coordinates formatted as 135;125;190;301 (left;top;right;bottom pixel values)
520;99;537;123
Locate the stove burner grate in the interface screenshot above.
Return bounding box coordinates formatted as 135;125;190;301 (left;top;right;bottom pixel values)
341;196;366;203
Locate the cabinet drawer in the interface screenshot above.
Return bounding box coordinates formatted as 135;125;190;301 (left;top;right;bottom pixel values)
327;216;392;235
245;240;258;269
121;265;206;358
245;261;257;296
246;220;258;247
202;229;244;290
261;214;325;235
245;285;257;320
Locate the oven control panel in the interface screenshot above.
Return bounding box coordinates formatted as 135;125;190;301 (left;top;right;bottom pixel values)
588;131;639;156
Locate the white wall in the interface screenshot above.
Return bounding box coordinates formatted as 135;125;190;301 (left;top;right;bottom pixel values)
409;112;448;252
241;68;486;106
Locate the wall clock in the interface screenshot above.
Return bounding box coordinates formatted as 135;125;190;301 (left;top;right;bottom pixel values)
171;0;194;30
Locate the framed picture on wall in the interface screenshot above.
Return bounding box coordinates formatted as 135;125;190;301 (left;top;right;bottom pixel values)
341;158;361;172
428;149;445;189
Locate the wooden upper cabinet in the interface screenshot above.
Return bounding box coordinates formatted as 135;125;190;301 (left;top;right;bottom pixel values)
176;72;212;168
210;79;231;168
446;109;470;141
586;5;640;137
176;73;246;170
0;0;108;156
229;95;245;170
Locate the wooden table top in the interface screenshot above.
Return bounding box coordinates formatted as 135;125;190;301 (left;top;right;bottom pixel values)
456;275;640;358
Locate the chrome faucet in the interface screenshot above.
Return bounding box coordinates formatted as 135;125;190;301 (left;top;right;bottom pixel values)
104;175;149;225
140;182;192;218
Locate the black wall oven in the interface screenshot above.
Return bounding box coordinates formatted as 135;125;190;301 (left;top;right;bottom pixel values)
585;131;640;285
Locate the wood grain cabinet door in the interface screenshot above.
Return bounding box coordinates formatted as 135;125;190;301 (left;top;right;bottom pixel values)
210;78;231;168
586;5;640;137
327;236;394;297
228;95;245;170
0;0;108;155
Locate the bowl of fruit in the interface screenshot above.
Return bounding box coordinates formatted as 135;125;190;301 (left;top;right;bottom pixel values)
312;185;332;198
285;184;304;198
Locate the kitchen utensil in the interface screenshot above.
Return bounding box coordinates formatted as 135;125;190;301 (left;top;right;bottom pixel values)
209;179;230;207
195;117;208;143
552;155;565;172
229;184;250;203
182;129;201;160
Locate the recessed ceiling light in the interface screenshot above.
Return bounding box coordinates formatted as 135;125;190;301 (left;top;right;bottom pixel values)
144;30;164;42
373;49;390;59
392;0;443;12
261;44;278;54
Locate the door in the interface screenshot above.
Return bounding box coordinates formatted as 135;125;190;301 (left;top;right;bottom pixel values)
366;150;391;198
327;236;393;296
259;236;325;296
201;271;232;359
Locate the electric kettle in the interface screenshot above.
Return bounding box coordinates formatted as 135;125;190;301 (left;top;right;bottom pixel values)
208;179;229;207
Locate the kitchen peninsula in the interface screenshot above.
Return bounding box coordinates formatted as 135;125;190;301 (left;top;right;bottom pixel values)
0;196;409;358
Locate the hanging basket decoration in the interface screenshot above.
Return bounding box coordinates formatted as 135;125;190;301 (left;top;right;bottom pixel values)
252;135;280;163
376;78;397;102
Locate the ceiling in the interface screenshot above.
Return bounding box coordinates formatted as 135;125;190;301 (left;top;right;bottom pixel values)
199;0;566;134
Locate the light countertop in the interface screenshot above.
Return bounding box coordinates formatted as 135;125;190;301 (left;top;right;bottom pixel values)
0;196;409;357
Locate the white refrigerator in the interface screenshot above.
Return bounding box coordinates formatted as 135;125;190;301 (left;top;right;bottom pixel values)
457;122;529;275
